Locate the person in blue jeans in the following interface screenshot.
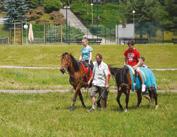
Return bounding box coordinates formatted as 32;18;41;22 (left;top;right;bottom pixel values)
79;38;93;69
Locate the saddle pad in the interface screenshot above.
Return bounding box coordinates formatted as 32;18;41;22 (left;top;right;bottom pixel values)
126;65;157;91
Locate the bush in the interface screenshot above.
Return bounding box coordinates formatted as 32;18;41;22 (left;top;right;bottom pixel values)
44;0;62;13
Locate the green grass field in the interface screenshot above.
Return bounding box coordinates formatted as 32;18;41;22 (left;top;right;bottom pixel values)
0;44;177;90
0;68;176;90
0;44;176;136
0;92;176;137
0;44;177;68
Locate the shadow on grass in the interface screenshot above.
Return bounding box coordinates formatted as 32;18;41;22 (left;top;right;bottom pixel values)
55;105;91;111
110;104;153;112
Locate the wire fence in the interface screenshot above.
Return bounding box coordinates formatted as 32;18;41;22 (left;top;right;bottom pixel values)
0;22;177;45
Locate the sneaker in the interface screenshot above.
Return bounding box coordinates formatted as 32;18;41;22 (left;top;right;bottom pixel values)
133;83;136;87
142;84;146;92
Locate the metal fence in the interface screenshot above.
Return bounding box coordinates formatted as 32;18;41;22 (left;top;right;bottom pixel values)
0;22;177;45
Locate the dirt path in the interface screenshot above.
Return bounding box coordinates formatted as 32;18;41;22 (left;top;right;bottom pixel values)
0;65;177;71
0;89;176;94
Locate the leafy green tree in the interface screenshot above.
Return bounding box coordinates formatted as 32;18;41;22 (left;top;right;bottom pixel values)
118;0;170;37
164;0;177;31
119;0;167;24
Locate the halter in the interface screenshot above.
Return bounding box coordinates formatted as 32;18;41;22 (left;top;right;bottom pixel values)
60;53;72;73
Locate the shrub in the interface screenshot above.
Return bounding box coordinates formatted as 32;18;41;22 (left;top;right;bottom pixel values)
44;0;62;13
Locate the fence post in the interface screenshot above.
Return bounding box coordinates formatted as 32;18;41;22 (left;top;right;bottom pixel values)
14;23;15;44
60;25;63;43
44;24;46;44
104;27;106;44
68;22;70;45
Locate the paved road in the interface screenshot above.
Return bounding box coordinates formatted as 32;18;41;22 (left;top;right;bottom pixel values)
60;8;114;44
60;8;92;35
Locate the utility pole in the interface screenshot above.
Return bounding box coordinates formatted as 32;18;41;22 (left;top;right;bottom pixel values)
96;0;98;41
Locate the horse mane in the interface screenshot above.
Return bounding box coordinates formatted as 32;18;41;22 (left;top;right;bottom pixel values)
62;52;80;72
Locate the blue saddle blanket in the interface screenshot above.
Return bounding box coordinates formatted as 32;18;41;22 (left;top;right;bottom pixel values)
126;65;157;91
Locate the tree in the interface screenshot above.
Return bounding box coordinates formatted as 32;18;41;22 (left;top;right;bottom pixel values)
119;0;168;24
164;0;177;31
4;0;29;24
0;0;5;11
118;0;170;37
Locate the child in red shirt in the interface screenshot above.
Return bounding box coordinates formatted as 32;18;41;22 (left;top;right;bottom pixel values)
124;40;146;92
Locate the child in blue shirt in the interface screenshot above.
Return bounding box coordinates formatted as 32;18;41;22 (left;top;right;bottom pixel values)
79;38;93;68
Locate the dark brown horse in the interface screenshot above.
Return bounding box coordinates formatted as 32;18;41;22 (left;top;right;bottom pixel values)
110;66;158;112
59;52;92;110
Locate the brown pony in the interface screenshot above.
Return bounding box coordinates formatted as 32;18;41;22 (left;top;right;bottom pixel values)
59;52;92;110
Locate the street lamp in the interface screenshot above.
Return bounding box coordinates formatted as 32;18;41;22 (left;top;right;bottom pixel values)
96;0;99;40
23;23;28;44
132;10;136;39
90;3;93;25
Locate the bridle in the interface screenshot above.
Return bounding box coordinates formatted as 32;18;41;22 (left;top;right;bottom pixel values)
60;54;71;74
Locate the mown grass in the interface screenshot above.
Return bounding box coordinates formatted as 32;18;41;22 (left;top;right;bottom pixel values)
0;69;69;90
0;44;177;68
0;68;176;90
0;44;177;90
0;92;176;137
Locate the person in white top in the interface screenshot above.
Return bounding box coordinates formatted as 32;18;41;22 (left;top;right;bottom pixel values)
88;53;110;112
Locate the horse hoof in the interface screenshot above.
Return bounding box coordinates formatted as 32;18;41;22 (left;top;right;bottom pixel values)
124;109;128;112
155;105;159;110
118;107;123;112
69;106;75;111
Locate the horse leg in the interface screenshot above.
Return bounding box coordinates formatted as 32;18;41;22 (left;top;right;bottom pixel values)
153;88;158;109
136;90;142;107
148;88;153;107
125;89;130;112
117;91;123;111
70;91;78;111
100;98;107;109
70;84;84;110
78;91;86;108
96;95;101;108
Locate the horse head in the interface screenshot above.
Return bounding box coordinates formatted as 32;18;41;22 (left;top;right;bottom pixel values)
60;52;72;74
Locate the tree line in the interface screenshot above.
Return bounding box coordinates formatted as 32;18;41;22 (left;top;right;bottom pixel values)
1;0;177;31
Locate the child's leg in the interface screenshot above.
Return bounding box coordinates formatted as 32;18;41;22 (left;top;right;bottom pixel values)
137;70;146;92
